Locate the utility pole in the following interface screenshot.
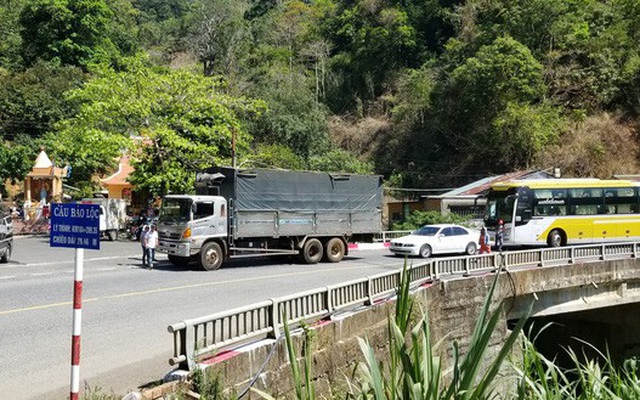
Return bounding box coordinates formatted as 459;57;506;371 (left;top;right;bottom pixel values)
232;127;236;169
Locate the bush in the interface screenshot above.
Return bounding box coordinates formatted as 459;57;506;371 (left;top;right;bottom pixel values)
392;210;468;230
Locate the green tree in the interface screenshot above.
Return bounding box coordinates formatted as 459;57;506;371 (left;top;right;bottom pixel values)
246;143;304;170
19;0;138;69
433;36;557;171
306;148;373;174
0;61;85;141
0;0;27;70
392;210;467;230
45;57;266;196
322;0;416;111
455;0;640;112
0;137;35;184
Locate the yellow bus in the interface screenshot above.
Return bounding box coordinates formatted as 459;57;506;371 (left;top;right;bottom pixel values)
484;179;640;247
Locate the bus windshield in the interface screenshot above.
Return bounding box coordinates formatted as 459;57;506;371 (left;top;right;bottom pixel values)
159;198;192;223
485;191;516;225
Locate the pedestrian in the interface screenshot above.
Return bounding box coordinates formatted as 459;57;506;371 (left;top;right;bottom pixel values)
140;224;150;267
145;225;159;270
496;219;505;252
479;226;491;254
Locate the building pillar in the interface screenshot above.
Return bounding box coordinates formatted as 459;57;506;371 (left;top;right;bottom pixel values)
25;176;32;201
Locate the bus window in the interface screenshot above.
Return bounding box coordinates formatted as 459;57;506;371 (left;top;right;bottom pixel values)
534;190;553;199
617;204;632;214
573;205;598;215
535;205;567;216
603;187;638;214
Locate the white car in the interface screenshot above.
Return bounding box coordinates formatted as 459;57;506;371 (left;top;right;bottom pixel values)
389;224;479;258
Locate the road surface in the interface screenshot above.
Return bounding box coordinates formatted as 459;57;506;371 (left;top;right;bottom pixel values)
0;236;403;399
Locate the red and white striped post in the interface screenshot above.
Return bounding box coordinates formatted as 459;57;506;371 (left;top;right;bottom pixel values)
70;248;84;400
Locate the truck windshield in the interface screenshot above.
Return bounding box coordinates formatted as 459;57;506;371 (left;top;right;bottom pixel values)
485;190;516;225
160;198;192;222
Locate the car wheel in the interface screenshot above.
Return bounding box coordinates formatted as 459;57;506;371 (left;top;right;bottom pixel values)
465;242;477;255
419;244;432;258
1;244;11;263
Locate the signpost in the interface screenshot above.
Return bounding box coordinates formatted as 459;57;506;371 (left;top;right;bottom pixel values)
50;203;100;400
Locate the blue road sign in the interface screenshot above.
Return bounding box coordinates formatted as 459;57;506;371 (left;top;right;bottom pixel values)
50;203;100;250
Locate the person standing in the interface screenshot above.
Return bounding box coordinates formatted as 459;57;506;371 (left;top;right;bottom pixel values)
479;226;492;254
495;219;505;252
140;224;150;267
145;225;159;270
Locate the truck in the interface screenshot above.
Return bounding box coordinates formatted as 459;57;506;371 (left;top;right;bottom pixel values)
80;198;128;241
157;167;383;270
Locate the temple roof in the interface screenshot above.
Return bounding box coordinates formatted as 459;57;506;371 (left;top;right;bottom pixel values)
27;148;66;178
100;155;133;187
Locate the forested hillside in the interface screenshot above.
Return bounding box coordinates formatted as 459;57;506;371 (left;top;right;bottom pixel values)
1;0;639;196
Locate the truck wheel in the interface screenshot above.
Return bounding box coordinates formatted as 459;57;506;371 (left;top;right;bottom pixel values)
1;244;11;263
324;238;345;263
302;238;323;264
168;255;190;267
107;230;117;242
199;242;223;271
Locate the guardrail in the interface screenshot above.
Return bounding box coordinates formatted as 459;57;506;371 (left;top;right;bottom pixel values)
373;230;412;242
168;241;640;370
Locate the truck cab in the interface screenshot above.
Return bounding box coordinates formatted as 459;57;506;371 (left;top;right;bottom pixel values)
157;195;228;268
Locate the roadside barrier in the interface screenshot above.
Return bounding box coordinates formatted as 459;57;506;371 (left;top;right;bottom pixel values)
168;241;640;371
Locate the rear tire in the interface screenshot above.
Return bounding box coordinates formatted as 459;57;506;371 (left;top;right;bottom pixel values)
547;229;564;247
168;255;190;267
465;242;477;255
302;238;323;264
1;244;11;263
199;242;223;271
107;230;117;241
324;238;345;263
419;244;432;258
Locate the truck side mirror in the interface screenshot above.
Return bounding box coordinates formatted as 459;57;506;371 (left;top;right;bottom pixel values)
191;203;197;214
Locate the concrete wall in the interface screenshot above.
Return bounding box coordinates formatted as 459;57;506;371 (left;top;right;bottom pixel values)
191;257;640;398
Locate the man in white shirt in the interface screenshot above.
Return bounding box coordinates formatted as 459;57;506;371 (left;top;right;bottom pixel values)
145;225;159;270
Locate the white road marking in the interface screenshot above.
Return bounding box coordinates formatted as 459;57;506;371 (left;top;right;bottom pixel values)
2;254;139;268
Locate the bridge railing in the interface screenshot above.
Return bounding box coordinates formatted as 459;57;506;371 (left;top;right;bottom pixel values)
168;241;640;370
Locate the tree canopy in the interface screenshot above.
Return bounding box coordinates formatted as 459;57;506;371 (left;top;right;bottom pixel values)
1;0;640;197
45;58;265;196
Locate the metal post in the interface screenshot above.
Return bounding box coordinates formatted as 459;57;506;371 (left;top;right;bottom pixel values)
231;127;237;169
70;248;84;400
269;299;279;339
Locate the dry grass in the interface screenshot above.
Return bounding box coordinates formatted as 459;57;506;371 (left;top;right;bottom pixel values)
536;112;640;178
327;115;391;160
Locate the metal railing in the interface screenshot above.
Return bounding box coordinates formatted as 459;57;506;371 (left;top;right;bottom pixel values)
373;230;412;242
168;241;640;370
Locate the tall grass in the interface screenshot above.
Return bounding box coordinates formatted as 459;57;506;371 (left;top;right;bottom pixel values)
347;263;531;400
514;331;640;400
240;261;640;399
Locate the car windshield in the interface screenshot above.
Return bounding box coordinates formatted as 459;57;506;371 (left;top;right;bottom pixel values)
159;198;192;222
412;226;440;236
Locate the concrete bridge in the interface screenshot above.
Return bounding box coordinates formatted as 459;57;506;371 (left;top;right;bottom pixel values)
160;243;640;398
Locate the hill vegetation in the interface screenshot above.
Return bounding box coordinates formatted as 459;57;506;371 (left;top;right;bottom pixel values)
1;0;639;197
